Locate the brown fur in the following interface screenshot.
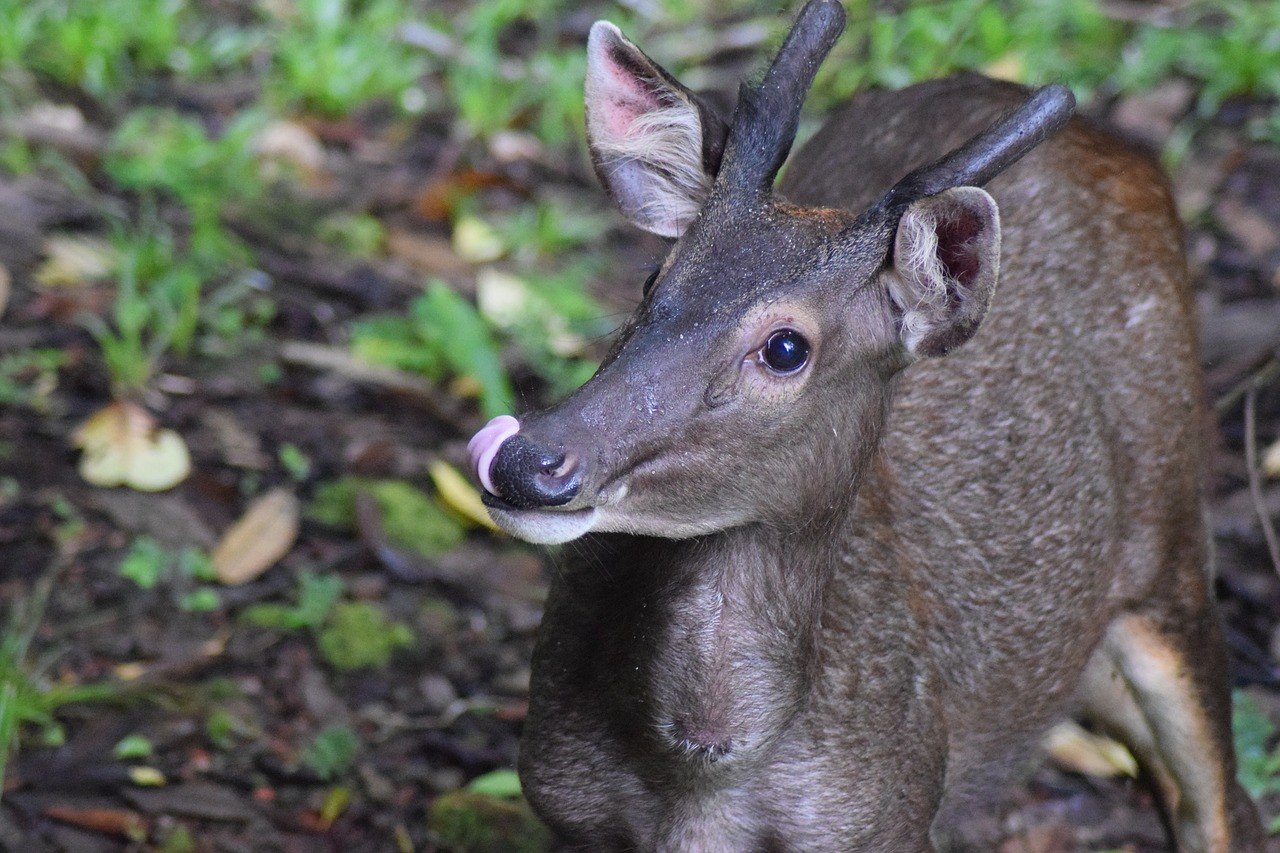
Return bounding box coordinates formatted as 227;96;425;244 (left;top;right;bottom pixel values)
504;46;1262;853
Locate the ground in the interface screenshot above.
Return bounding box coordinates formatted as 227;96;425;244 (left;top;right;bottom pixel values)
1;2;1280;851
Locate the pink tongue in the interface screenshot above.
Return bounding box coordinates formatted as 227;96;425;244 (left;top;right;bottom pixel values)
467;415;520;497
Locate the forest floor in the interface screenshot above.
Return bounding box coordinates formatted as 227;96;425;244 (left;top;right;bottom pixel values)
2;5;1280;852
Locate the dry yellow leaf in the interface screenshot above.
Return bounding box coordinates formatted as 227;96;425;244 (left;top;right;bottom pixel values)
1043;720;1137;779
73;401;191;492
36;234;115;288
476;268;530;329
114;662;146;682
211;488;300;585
1262;436;1280;479
429;458;500;533
452;216;505;263
983;52;1026;83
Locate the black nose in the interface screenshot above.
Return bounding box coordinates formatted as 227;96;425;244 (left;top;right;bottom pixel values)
489;435;581;509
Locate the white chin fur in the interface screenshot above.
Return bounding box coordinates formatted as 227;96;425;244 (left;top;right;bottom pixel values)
488;506;599;545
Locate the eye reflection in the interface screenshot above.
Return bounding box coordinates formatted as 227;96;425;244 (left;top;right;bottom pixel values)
761;329;810;374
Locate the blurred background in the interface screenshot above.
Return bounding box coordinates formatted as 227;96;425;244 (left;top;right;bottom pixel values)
0;0;1278;849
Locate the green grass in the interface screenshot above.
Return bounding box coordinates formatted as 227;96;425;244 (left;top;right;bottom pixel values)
0;569;127;786
242;570;413;671
269;0;428;117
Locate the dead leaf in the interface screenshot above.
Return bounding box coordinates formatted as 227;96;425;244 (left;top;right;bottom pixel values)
488;131;542;164
475;268;530;329
36;233;116;288
201;408;271;470
73;401;191;492
385;228;471;278
982;52;1025;83
412;169;509;222
254;120;326;183
429;458;500;532
1043;720;1137;779
1216;198;1279;257
1263;437;1280;479
212;488;300;584
43;805;147;840
452;216;505;263
0;263;10;318
128;767;166;786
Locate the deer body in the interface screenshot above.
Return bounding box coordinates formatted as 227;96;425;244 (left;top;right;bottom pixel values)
468;4;1263;849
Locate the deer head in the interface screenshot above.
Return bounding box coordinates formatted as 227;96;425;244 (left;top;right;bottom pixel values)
469;0;1074;544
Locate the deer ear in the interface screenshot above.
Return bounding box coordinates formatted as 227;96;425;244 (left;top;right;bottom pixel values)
886;186;1001;359
586;21;728;238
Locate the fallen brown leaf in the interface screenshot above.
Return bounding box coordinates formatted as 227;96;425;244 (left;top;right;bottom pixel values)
385;228;472;278
412;169;512;222
43;805;147;840
212;488;300;584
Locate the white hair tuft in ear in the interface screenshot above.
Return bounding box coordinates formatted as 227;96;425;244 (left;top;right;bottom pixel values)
889;210;970;350
585;20;713;237
593;102;709;230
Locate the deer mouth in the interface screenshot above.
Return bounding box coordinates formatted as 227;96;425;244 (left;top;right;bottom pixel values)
469;415;602;544
480;492;599;544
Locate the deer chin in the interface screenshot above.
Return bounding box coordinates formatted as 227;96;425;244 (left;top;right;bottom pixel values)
484;502;600;545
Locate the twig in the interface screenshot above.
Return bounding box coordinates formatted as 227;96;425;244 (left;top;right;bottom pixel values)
1244;383;1280;577
1215;354;1280;418
278;340;472;429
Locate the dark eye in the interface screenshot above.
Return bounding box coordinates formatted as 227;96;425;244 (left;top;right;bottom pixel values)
761;329;810;374
642;267;660;297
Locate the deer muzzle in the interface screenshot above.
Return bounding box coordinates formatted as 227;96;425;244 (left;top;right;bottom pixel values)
468;415;598;543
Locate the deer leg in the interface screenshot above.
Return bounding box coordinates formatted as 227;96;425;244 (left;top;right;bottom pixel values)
1078;647;1180;820
1095;613;1264;852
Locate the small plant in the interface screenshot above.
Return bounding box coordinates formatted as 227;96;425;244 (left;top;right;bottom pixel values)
315;211;385;259
1;573;125;783
301;724;361;780
278;443;313;482
2;0;183;99
105;108;263;266
1232;692;1280;833
242;572;412;671
1115;1;1280;116
439;0;586;144
269;0;428;117
307;477;466;558
118;536;170;589
318;601;413;671
116;536;220;610
351;281;514;418
0;349;66;412
243;571;344;632
113;733;155;760
88;108;268;395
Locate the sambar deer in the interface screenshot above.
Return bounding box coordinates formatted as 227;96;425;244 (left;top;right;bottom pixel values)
466;0;1264;848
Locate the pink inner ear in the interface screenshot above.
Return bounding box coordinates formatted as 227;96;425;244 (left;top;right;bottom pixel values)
597;94;650;139
935;212;983;286
590;38;665;140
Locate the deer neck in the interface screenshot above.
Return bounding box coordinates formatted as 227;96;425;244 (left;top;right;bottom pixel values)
609;523;841;768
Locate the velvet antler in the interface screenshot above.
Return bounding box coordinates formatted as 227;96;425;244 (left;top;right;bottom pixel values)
870;84;1077;216
717;0;846;197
